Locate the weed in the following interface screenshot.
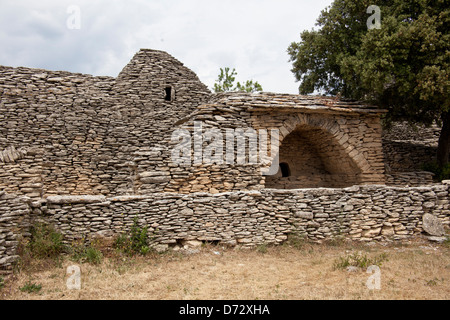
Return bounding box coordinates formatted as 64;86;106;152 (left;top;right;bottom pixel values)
285;233;307;249
0;277;4;290
19;281;42;293
333;252;389;270
425;278;443;287
28;223;66;259
84;246;103;264
70;239;103;265
256;243;269;254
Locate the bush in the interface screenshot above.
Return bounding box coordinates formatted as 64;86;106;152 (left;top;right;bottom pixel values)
422;162;450;181
114;216;152;256
28;223;66;259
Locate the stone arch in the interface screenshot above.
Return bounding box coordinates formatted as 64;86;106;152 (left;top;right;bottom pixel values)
280;114;371;171
265;113;372;189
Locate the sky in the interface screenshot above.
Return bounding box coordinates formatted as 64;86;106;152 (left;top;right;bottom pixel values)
0;0;334;94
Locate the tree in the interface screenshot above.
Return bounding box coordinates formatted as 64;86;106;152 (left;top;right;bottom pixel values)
288;0;450;166
213;67;263;93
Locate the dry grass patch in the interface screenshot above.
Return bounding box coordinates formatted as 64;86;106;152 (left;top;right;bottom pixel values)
1;239;449;300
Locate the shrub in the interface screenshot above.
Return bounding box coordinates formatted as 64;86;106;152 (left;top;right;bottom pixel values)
114;216;153;256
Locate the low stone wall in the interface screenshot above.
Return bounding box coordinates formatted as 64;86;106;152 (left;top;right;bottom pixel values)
0;191;32;273
1;183;449;272
385;171;435;186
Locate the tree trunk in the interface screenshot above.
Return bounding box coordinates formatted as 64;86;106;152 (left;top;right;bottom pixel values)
437;111;450;168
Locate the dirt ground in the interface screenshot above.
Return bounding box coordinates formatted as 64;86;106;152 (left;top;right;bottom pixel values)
1;238;449;300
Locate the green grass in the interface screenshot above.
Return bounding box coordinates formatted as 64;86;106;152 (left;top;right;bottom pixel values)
70;241;103;265
19;281;42;293
333;251;389;270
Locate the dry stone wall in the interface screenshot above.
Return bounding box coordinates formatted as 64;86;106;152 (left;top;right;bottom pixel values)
1;49;447;273
2;182;449;271
41;183;447;245
383;121;440;175
0;49;210;199
381;121;441;186
0;191;32;273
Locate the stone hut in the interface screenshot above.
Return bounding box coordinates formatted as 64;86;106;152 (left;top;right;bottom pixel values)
0;49;387;198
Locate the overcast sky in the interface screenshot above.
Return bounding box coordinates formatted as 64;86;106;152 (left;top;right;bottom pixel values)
0;0;334;94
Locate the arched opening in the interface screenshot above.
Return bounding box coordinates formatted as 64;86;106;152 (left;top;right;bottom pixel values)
265;125;362;189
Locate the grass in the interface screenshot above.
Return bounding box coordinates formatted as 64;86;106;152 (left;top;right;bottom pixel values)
27;223;66;259
1;236;449;300
19;281;42;294
332;252;389;270
69;240;103;265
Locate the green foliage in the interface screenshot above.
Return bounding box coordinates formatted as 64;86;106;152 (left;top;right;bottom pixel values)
422;162;450;181
0;277;4;290
214;67;237;92
114;216;152;256
19;281;42;293
333;252;388;270
70;240;103;265
28;223;66;259
235;80;263;93
213;67;263;93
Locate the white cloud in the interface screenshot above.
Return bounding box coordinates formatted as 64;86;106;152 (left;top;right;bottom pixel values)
0;0;334;93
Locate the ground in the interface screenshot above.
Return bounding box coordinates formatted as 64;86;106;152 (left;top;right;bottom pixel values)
1;237;449;300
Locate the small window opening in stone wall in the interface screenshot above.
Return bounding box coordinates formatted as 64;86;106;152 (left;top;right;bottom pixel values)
164;87;173;101
279;162;291;177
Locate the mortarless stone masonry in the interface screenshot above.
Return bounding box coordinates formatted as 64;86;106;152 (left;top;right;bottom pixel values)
0;49;448;272
1;182;449;271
